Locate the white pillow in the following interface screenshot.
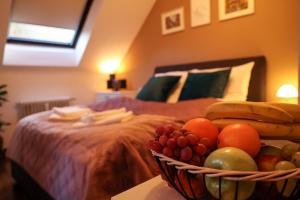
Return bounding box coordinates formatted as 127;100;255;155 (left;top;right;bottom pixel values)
223;62;254;101
155;71;188;103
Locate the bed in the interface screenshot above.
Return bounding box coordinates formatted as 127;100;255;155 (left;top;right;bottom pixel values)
7;56;266;200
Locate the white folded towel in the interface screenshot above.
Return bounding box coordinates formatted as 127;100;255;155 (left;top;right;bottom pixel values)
81;108;127;123
73;111;133;128
53;106;91;118
48;113;81;122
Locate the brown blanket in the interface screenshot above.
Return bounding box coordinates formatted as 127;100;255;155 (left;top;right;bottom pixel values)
7;97;218;200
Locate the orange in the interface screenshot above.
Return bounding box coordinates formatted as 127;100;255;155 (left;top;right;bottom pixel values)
218;123;261;158
183;118;219;148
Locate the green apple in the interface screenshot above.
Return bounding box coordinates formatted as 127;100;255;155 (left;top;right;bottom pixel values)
275;161;297;197
291;151;300;167
281;143;300;160
204;147;257;200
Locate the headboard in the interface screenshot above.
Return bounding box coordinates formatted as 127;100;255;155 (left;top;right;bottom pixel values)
154;56;266;102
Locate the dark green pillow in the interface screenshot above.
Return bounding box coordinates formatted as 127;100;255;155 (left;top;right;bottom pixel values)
179;70;231;100
136;76;180;101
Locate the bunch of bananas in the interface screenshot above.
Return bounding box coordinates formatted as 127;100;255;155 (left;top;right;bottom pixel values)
205;101;300;141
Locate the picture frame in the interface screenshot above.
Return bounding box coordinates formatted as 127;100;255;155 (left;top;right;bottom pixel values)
161;7;185;35
191;0;211;27
219;0;255;21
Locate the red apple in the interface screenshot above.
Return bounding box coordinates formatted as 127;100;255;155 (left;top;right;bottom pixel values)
256;155;283;171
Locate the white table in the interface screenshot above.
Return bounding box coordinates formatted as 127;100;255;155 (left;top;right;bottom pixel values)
111;176;184;200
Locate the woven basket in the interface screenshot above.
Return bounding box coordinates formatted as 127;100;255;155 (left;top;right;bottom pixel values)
151;150;300;200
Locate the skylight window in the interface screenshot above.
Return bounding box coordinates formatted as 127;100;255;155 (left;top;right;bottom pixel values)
8;22;76;45
7;0;93;48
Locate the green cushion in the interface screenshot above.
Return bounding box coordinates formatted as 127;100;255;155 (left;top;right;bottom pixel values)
136;76;180;101
179;70;231;100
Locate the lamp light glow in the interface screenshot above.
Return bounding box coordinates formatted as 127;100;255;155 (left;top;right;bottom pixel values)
276;84;298;98
99;59;121;74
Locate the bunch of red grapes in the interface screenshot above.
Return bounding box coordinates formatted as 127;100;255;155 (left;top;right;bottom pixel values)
148;125;213;166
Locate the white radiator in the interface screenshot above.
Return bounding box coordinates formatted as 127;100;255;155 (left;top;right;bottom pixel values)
16;97;75;119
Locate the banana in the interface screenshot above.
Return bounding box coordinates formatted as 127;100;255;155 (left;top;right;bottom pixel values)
212;119;292;139
268;102;300;123
289;123;300;141
205;101;294;123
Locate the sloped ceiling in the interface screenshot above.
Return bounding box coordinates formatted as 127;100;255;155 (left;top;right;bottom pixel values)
80;0;157;72
0;0;157;69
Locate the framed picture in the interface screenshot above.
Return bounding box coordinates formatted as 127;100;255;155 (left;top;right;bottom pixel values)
191;0;211;27
161;7;185;35
219;0;255;21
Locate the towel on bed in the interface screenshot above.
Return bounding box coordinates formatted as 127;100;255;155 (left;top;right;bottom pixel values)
53;106;91;118
73;111;133;128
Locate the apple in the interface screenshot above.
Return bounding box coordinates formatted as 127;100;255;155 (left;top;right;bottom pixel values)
256;155;283;171
256;145;283;171
258;145;282;157
204;147;257;200
174;170;205;199
275;161;297;197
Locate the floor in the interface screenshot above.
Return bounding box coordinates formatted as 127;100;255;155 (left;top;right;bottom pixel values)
0;158;29;200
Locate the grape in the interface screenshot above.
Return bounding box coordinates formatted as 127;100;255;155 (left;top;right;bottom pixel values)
164;125;175;136
159;135;168;146
180;129;188;134
167;138;177;149
193;143;207;156
173;130;183;139
156;126;165;136
180;146;193;161
186;134;199;145
199;137;211;148
148;140;162;153
177;136;188;148
163;147;173;157
174;148;181;158
190;154;201;166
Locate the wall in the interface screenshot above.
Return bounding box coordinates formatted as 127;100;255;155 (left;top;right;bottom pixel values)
0;0;156;147
122;0;299;102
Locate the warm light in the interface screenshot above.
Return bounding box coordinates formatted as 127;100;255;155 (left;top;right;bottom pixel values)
276;84;298;98
99;59;121;74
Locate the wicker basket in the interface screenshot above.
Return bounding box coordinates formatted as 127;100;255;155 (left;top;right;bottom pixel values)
151;150;300;200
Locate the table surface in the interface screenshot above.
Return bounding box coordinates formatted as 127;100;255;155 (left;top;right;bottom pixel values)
111;176;184;200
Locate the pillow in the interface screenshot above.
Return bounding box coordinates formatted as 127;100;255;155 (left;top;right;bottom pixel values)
179;70;231;100
223;62;255;101
155;71;188;103
136;76;180;101
155;68;229;103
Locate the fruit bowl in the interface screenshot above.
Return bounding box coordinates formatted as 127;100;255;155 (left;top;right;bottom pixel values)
151;150;300;200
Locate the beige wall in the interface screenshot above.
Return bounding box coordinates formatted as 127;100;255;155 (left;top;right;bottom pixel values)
123;0;299;101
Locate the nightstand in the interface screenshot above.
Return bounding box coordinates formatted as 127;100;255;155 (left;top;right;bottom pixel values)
95;90;136;102
112;176;183;200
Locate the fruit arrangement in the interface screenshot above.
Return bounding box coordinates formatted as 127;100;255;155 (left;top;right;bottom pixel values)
148;101;300;200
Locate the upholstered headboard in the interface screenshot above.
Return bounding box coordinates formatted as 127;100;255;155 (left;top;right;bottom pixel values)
154;56;266;102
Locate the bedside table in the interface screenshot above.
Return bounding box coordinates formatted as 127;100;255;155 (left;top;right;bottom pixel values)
96;90;136;102
112;176;184;200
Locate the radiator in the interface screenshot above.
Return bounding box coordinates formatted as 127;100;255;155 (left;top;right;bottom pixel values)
16;97;75;120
